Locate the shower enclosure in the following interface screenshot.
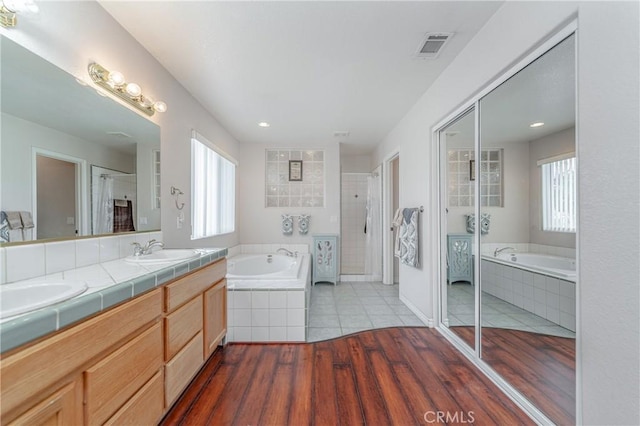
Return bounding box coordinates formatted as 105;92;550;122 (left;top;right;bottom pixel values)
340;170;382;281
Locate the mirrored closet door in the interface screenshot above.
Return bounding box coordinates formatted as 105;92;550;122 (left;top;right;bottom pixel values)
437;27;577;426
439;109;476;350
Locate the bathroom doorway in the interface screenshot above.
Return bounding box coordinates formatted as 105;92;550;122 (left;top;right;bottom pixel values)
382;152;400;285
33;150;86;240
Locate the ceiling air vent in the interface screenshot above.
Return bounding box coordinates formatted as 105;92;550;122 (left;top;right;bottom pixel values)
415;32;454;59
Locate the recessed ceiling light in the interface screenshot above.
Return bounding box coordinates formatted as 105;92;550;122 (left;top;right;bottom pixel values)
258;122;270;128
529;122;545;128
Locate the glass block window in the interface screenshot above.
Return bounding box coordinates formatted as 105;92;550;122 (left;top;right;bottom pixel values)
448;149;503;207
540;155;576;233
265;149;324;207
152;149;161;209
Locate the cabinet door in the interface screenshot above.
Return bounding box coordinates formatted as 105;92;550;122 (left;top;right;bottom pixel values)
8;379;82;426
204;279;227;358
448;235;472;284
314;237;337;279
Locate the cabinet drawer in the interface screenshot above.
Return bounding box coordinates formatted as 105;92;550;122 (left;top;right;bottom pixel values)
165;331;204;406
165;259;226;312
85;322;163;425
0;289;161;419
165;296;203;360
104;370;164;426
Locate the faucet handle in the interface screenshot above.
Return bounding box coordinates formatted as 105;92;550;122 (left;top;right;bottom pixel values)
131;242;143;256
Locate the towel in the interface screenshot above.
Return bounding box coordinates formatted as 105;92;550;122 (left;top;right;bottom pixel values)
392;208;403;257
20;211;34;229
113;199;135;233
0;211;9;242
3;211;23;229
397;208;420;268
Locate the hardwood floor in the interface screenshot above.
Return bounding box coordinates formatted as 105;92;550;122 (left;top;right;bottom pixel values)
161;327;535;426
453;326;576;425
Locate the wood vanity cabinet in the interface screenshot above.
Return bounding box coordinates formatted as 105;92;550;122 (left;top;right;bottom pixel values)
163;259;227;406
0;257;228;425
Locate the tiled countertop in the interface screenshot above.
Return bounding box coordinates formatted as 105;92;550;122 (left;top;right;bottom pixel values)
0;248;227;353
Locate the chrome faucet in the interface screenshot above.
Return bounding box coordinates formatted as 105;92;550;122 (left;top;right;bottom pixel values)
131;239;165;256
277;248;297;257
494;246;515;257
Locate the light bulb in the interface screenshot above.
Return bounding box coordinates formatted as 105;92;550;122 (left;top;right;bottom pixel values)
108;70;125;86
125;82;142;97
4;0;38;14
258;122;271;128
153;101;167;113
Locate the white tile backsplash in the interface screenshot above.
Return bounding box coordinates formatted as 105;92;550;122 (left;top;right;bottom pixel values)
99;236;120;263
6;243;45;282
45;241;76;274
75;239;100;268
3;231;162;284
0;247;5;284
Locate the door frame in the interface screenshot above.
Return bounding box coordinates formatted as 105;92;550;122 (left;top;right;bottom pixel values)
32;148;88;238
382;148;400;285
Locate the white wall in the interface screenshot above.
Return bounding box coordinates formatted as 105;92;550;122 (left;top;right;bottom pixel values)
1;113;134;214
529;127;576;248
1;1;241;249
341;153;373;173
238;142;340;247
373;2;639;424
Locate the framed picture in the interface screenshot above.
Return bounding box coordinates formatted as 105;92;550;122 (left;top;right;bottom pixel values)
469;160;476;181
289;160;303;181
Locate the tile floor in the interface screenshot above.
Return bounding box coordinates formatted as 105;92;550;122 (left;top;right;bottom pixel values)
307;281;424;342
447;282;576;338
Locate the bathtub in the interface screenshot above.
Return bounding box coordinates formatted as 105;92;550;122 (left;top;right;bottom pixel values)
227;254;302;280
486;252;576;282
225;252;311;343
481;252;576;332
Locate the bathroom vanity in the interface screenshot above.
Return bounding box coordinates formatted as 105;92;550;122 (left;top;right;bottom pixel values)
0;255;227;425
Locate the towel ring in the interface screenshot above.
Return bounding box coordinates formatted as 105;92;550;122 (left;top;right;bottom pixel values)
171;186;185;210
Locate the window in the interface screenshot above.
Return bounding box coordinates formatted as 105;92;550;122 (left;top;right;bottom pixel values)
152;149;161;209
539;154;576;233
191;131;236;239
448;149;503;207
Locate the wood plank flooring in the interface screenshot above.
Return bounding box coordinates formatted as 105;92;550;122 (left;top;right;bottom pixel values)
454;326;575;425
161;327;536;426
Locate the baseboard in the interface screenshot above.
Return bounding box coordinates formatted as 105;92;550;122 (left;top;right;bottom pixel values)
399;294;433;327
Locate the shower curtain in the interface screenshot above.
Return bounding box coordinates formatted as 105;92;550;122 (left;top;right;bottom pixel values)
95;176;114;234
364;172;382;278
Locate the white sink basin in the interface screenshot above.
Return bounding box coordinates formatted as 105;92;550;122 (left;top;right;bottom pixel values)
0;281;88;319
124;249;201;265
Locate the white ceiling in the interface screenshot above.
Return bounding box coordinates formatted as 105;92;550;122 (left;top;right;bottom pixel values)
100;1;504;154
444;34;575;146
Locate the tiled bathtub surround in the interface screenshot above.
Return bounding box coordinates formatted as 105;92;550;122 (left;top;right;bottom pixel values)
481;258;576;332
227;289;308;343
226;246;311;343
0;231;162;284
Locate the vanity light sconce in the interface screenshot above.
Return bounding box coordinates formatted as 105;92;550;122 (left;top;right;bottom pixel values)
88;62;167;117
0;0;39;28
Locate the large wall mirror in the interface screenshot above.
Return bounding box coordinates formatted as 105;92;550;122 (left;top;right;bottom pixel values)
1;36;161;245
438;30;576;425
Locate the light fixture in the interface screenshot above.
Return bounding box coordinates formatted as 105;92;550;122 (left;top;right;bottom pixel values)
530;122;545;128
0;0;38;28
88;62;167;116
258;122;271;128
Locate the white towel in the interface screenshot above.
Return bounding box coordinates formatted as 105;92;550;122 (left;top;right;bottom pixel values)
114;199;128;207
20;211;34;229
